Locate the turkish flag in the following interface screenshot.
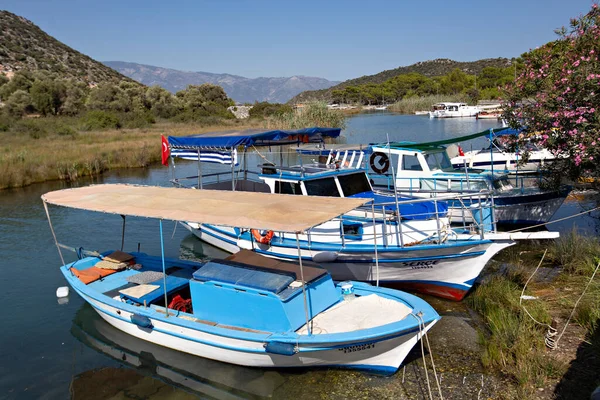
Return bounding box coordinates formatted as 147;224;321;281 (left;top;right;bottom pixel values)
161;135;170;166
458;145;465;157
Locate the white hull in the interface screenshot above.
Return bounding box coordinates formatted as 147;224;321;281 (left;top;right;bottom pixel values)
186;223;514;300
451;149;556;174
80;291;434;372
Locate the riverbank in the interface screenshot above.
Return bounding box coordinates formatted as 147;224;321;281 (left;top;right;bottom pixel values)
0;119;263;190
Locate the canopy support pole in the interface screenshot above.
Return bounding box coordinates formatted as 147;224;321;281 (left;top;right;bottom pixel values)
371;202;379;286
243;149;247;181
296;233;311;335
231;150;235;192
120;215;126;251
43;201;66;267
159;219;169;317
489;129;494;177
197;149;203;189
386;134;403;247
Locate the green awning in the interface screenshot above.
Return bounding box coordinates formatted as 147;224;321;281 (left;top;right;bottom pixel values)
377;127;515;151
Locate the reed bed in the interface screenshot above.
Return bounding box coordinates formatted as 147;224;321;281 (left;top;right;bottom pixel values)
0;120;261;189
269;102;346;130
387;94;471;114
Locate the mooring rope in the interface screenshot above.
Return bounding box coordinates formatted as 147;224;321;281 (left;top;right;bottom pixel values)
507;205;600;233
519;249;558;348
419;313;444;400
554;261;600;348
520;251;600;350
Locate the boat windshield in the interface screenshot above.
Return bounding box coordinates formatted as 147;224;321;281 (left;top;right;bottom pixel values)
337;172;372;196
424;151;452;171
304;177;341;197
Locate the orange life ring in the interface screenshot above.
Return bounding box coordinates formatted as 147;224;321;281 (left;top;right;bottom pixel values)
251;229;274;244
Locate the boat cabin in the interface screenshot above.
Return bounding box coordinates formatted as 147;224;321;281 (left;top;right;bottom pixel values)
70;249;341;333
369;144;514;194
431;102;468;112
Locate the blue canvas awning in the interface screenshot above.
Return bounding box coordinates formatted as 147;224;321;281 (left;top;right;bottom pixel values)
168;127;341;150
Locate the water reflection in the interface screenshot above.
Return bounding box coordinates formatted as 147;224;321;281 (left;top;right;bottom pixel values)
70;304;287;399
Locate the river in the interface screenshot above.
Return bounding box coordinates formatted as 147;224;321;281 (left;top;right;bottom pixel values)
0;112;598;399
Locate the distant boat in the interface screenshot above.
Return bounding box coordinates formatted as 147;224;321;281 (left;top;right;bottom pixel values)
414;111;429;115
476;110;502;119
429;102;480;118
374;105;388;110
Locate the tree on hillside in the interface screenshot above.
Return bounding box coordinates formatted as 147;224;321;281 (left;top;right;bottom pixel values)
30;78;66;116
5;89;34;116
175;84;234;120
0;70;33;101
503;4;600;180
439;69;474;95
61;80;90;115
145;85;179;118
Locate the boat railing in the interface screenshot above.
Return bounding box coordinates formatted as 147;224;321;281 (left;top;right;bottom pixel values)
368;190;496;237
171;170;262;189
372;173;490;194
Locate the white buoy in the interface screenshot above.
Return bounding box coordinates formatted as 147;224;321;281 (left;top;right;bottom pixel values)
56;286;69;298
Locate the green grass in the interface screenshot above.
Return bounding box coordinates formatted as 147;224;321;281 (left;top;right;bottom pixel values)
470;232;600;397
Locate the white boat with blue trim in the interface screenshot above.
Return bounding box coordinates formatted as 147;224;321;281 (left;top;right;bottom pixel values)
369;132;571;225
450;128;558;174
42;184;440;374
166;128;516;300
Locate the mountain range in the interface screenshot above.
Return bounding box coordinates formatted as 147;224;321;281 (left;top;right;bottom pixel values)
104;61;340;104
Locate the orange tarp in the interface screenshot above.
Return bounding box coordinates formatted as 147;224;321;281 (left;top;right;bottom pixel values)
71;266;118;285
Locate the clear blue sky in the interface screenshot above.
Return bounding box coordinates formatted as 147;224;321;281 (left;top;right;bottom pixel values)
1;0;596;81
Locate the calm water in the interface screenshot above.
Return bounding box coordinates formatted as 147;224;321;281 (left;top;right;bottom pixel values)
0;113;598;399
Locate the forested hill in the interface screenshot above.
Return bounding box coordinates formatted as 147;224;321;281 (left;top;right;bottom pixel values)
290;58;513;103
0;11;132;84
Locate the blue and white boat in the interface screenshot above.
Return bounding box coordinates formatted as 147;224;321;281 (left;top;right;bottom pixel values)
166;128;515;300
42;184;440;374
369;133;571;225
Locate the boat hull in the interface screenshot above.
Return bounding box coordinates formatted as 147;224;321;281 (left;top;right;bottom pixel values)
185;223;513;301
66;273;436;374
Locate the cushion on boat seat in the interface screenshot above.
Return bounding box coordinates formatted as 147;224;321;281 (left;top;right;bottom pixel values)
103;250;134;263
120;275;189;305
119;284;160;299
95;260;128;270
126;271;164;285
71;266;119;285
193;261;295;294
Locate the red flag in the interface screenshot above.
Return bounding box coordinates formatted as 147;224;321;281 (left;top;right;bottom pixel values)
161;135;170;166
458;145;465;157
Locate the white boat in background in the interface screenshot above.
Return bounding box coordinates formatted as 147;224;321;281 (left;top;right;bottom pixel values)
414;111;429;115
429;102;480;118
450;128;558;174
368;138;570;226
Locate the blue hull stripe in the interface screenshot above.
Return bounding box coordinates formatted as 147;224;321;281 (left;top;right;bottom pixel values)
86;294;427;356
251;248;486;263
200;224;491;253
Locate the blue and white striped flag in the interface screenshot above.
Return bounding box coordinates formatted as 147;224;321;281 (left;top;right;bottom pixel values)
170;149;238;165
